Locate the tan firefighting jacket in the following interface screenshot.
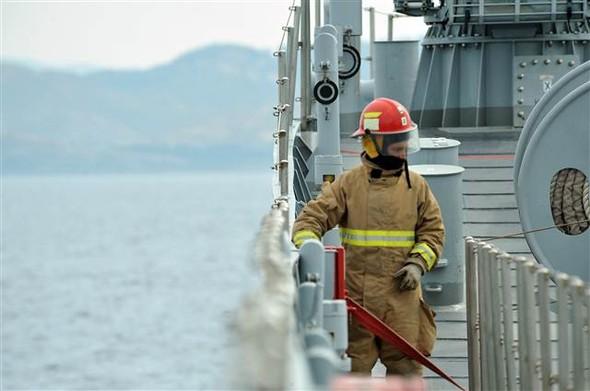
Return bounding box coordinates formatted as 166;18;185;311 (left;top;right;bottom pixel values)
292;155;445;355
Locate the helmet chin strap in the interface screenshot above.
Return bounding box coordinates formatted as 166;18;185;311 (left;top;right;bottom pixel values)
404;159;412;189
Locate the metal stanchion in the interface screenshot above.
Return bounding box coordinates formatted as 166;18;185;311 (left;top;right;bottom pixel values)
478;244;495;390
557;273;571;391
489;248;506;389
571;278;586;391
465;237;481;391
499;253;518;391
515;257;530;390
536;267;553;391
524;261;541;390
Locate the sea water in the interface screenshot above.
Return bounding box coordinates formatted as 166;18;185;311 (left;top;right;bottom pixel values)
2;172;273;390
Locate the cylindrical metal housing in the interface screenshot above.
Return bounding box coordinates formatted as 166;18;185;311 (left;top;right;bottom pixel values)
408;137;461;166
299;240;326;326
314;28;341;156
312;26;344;187
410;164;465;306
322;300;348;356
373;41;420;109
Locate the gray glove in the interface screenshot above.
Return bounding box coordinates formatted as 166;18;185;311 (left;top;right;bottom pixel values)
393;263;423;291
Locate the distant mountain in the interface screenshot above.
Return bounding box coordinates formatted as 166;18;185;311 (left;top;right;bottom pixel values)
2;45;277;173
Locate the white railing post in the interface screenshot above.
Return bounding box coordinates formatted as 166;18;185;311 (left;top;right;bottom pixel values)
515;257;532;390
369;6;375;78
489;248;506;390
300;0;311;131
571;278;586;391
524;261;541;390
467;238;589;391
388;14;394;40
287;7;301;126
465;237;481;391
478;244;495;390
499;253;518;391
275;50;289;197
536;267;553;391
557;273;571;391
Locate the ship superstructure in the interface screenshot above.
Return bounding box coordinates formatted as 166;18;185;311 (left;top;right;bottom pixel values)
234;1;590;389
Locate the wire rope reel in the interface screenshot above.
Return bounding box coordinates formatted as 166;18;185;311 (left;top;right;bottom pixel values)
338;44;361;80
514;61;590;186
515;73;590;282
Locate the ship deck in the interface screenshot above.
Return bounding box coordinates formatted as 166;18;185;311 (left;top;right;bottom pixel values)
343;134;532;390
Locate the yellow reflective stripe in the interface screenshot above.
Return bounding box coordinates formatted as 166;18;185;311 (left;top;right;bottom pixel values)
340;228;415;248
363;111;382;119
341;228;415;237
410;242;437;270
293;230;319;247
341;238;415;247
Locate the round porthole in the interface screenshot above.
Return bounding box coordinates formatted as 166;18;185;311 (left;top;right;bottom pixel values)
339;45;361;80
313;79;338;105
549;168;589;235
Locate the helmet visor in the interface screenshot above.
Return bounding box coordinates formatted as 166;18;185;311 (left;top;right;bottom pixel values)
372;128;420;157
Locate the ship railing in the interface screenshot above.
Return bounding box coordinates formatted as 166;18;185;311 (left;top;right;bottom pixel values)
450;0;587;24
465;237;590;391
274;3;301;199
273;1;314;200
232;200;316;389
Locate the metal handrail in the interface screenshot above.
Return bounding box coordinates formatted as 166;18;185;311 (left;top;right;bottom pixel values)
273;4;303;199
465;237;590;390
232;200;302;389
450;0;587;24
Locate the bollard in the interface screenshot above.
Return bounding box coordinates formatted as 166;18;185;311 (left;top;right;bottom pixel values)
408;137;461;166
411;164;465;306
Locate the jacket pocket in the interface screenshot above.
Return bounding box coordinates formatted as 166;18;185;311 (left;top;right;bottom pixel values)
417;299;437;356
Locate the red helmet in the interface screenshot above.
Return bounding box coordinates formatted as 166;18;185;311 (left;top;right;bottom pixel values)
351;98;420;156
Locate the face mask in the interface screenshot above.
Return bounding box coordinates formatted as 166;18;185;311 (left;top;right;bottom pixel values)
367;154;405;170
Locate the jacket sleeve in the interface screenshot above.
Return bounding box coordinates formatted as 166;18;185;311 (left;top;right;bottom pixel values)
292;176;347;247
410;179;445;271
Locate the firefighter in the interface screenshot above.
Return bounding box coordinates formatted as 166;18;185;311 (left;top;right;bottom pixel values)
292;97;444;376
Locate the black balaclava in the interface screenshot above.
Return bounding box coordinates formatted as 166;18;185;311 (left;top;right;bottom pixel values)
366;137;412;189
367;154;405;171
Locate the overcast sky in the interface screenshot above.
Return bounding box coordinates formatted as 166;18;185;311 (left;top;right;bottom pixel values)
1;0;426;70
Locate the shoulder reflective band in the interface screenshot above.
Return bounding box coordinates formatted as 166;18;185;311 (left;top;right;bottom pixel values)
410;242;437;270
340;228;415;247
293;230;319;247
